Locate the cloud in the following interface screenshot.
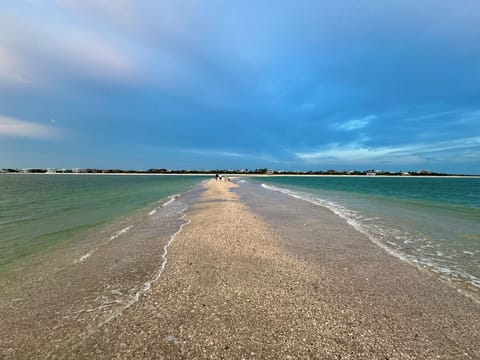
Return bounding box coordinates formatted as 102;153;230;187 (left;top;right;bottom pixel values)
54;0;136;25
1;1;479;173
0;7;138;87
179;148;280;163
184;148;244;158
333;115;376;131
0;115;62;139
451;109;480;126
0;47;32;85
295;137;480;164
57;31;137;81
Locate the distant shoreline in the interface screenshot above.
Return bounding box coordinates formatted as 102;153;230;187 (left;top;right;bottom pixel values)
0;172;211;176
257;174;480;178
1;172;479;178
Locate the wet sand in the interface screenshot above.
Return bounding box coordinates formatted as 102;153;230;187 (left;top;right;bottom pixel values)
2;179;480;359
72;179;479;359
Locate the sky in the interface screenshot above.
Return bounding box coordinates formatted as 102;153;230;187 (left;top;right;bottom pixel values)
1;1;479;173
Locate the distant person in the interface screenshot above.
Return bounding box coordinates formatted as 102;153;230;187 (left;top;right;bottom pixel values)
215;173;219;181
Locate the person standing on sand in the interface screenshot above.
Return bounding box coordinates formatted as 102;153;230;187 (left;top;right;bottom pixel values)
215;173;219;181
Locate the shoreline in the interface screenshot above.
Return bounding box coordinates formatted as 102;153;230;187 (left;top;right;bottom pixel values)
74;180;480;359
0;185;204;359
0;172;212;176
257;181;480;304
1;179;479;359
0;174;207;275
2;173;479;178
254;174;480;178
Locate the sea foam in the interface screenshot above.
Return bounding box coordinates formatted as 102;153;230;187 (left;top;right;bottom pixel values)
260;183;480;303
71;201;192;351
74;225;133;263
163;194;179;207
261;184;411;261
96;203;190;324
148;194;179;216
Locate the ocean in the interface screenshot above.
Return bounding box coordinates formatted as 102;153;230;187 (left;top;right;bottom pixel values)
250;176;480;299
3;173;478;297
0;173;210;355
0;174;208;271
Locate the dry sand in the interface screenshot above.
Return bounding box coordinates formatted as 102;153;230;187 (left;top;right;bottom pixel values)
68;179;479;359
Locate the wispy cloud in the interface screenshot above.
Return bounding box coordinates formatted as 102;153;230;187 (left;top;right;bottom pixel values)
1;2;479;173
58;30;137;81
451;109;480;125
181;148;280;163
333;115;376;131
54;0;136;27
400;110;462;123
295;137;480;164
0;115;62;139
0;47;31;85
184;149;244;158
0;8;138;86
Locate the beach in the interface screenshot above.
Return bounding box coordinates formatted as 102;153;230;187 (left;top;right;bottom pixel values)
1;179;479;359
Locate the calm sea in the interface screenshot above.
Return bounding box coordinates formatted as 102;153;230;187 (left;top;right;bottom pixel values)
0;174;207;270
253;176;480;297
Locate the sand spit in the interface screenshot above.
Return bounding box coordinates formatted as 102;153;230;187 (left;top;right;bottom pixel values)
64;179;479;359
0;180;480;359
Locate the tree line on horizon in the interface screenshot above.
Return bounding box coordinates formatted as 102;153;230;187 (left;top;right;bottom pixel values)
0;167;472;176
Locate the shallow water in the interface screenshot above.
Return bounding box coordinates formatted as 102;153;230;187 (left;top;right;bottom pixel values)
245;176;480;299
0;174;208;270
0;179;206;358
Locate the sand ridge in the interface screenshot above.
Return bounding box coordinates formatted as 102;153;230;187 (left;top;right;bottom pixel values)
70;179;480;359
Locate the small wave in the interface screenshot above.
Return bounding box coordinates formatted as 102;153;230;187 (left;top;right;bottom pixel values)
0;217;34;226
261;184;414;262
77;252;93;263
71;202;191;351
147;194;179;216
74;225;133;263
139;211;190;295
163;194;179;207
109;226;133;241
118;202;189;304
260;183;480;301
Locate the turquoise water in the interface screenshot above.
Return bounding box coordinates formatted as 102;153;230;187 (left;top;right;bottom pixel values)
254;176;480;295
0;174;207;269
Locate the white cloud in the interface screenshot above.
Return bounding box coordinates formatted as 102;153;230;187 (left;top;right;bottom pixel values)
333;115;376;131
0;8;138;87
295;137;480;164
58;31;136;81
0;47;32;85
0;115;62;139
188;149;243;158
180;148;279;163
55;0;136;25
399;110;463;123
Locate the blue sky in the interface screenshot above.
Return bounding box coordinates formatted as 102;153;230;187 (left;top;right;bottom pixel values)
1;1;479;173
